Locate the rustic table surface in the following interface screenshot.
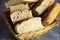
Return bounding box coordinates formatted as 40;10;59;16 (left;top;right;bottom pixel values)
0;0;60;40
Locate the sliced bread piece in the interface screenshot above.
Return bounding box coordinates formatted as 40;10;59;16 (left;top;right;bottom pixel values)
15;17;44;34
17;19;57;40
32;0;55;16
5;0;38;8
42;3;60;26
10;10;33;23
10;3;29;13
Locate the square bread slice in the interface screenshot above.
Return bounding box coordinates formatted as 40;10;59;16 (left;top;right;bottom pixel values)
42;3;60;26
10;10;33;23
32;0;55;16
15;17;44;34
10;3;29;13
5;0;38;8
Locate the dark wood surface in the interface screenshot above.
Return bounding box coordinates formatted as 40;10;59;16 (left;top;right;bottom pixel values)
0;0;60;40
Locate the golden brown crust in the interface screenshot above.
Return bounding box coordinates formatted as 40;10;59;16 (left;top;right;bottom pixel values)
42;3;60;26
2;12;16;36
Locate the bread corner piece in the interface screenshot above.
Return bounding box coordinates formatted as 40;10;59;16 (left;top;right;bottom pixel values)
10;10;33;23
42;3;60;26
15;17;44;34
10;3;29;13
5;0;38;8
32;0;55;16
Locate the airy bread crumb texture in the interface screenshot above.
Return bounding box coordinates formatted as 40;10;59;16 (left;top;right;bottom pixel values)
16;20;57;40
10;3;29;13
15;17;44;34
10;10;33;23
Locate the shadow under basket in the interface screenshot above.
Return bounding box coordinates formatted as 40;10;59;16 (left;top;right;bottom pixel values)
3;11;58;40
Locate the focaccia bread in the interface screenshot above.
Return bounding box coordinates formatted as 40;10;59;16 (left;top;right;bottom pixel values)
32;0;55;16
10;3;29;13
5;0;38;8
15;17;44;34
42;3;60;26
10;10;33;23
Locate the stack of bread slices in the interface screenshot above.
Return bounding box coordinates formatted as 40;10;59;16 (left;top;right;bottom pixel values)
5;0;60;40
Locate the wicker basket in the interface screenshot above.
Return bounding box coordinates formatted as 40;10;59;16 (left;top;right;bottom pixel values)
3;11;57;40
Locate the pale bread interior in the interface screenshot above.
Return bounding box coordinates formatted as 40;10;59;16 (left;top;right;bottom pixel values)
10;10;33;23
10;3;29;13
15;17;44;34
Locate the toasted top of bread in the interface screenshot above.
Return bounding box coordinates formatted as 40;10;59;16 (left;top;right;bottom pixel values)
15;17;44;34
32;0;55;16
10;10;33;23
42;3;60;26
